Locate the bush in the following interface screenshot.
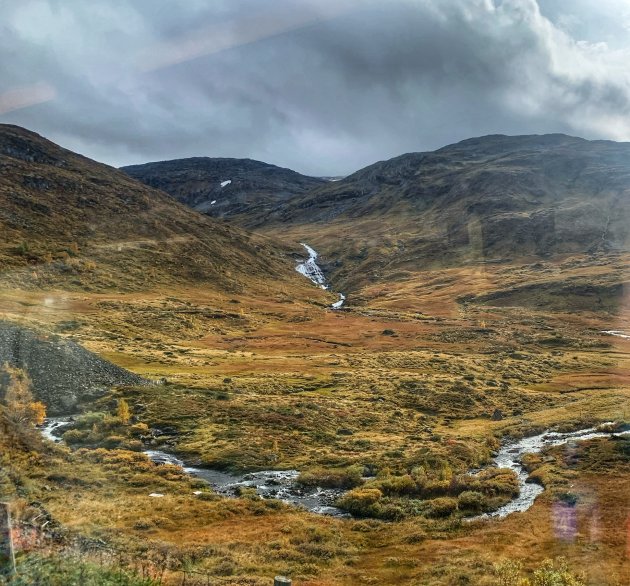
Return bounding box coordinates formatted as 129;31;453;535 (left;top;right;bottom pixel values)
119;439;143;452
373;474;417;496
75;412;107;429
493;557;585;586
102;435;125;449
532;558;585;586
62;429;90;444
477;467;520;496
337;488;383;517
427;497;458;518
457;490;486;512
450;474;482;494
129;423;150;437
11;553;158;585
377;503;407;521
298;465;364;489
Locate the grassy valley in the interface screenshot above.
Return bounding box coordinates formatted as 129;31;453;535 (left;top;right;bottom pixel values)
0;127;629;584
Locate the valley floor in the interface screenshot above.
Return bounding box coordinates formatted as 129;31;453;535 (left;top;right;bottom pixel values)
1;253;629;584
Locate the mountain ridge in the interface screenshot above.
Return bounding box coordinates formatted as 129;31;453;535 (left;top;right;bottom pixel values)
122;156;326;227
251;133;630;289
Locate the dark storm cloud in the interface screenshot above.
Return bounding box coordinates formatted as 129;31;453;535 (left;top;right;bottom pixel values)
1;0;629;175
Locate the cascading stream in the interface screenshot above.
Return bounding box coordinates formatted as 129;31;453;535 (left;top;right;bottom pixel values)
295;243;345;309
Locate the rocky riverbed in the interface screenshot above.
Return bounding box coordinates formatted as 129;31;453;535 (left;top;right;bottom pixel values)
41;417;627;521
40;418;347;517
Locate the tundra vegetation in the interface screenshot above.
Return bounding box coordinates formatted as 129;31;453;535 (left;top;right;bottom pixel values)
0;126;628;584
2;259;629;585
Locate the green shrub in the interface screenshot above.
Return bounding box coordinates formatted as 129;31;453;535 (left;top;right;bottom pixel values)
427;497;458;518
532;558;585;586
457;490;486;512
62;429;89;444
493;557;585;586
10;553;158;585
373;474;417;496
298;465;364;489
129;423;150;437
119;439;143;452
377;503;407;521
102;435;125;449
75;411;107;429
337;488;383;517
477;468;519;496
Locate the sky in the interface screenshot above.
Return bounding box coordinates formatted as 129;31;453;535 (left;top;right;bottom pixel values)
1;0;630;176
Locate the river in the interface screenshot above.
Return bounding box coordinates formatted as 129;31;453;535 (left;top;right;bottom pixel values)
469;424;630;520
41;418;627;521
40;417;347;517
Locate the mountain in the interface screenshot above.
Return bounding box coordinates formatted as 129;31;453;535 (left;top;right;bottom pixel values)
121;157;326;227
255;134;630;290
0;125;315;295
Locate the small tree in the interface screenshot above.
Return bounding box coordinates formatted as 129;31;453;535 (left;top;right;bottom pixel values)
29;401;47;426
117;398;131;424
1;363;46;426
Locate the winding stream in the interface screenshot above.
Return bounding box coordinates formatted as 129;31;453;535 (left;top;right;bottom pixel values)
470;424;630;520
295;243;346;309
40;418;347;517
41;418;627;521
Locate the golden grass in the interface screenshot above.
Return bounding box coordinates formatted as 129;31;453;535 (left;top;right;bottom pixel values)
1;254;629;584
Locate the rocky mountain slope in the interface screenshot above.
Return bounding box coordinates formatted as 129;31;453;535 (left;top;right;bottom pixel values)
258;134;630;289
0;125;316;295
120;135;630;294
122;157;326;227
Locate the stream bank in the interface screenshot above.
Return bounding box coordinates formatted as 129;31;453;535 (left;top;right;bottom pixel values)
40;417;347;517
41;418;628;521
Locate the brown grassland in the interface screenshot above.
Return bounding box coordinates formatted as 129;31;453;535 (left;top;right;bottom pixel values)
1;248;629;585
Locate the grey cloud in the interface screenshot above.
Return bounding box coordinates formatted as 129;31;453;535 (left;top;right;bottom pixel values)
1;0;629;176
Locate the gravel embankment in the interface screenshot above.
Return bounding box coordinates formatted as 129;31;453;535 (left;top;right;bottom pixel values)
0;320;146;414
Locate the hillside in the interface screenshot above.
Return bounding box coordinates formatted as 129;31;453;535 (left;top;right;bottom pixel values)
0;124;321;297
249;134;630;292
121;135;630;298
122;157;326;227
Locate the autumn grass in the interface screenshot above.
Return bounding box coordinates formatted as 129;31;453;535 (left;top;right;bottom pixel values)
1;255;630;583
